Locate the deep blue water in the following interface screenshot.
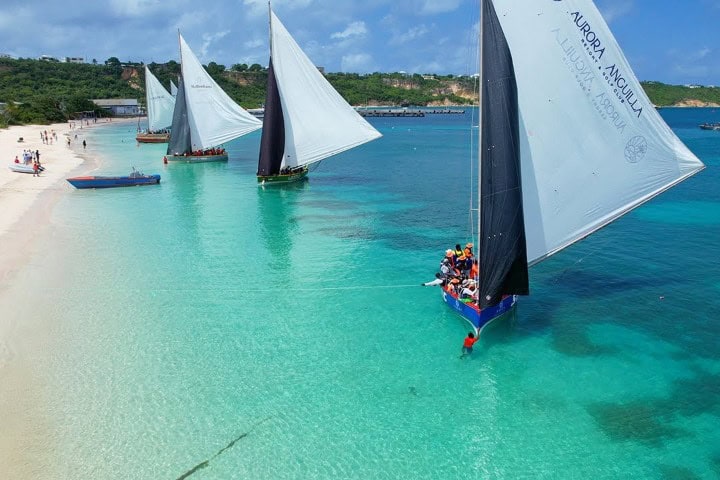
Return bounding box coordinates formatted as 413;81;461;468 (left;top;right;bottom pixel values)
12;107;720;479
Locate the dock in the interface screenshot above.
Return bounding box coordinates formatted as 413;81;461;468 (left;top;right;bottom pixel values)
356;108;465;117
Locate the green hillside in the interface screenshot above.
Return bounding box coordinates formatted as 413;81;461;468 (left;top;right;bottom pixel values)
1;56;719;127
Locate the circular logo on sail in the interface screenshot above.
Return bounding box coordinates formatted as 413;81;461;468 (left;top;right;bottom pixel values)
624;135;647;163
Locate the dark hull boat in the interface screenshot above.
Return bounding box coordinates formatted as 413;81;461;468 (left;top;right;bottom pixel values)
428;0;705;335
257;8;380;185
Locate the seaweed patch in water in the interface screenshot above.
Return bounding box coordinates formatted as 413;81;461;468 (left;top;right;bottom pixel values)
175;416;271;480
586;402;686;447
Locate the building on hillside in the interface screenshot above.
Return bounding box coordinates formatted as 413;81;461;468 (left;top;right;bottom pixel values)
92;99;140;116
64;57;85;64
39;55;59;62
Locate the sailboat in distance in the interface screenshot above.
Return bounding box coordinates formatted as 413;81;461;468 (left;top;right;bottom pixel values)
432;0;705;333
166;33;262;163
257;6;382;184
136;66;174;143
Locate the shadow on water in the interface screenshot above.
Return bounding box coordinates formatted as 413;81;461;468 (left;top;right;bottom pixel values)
586;401;688;447
256;180;307;271
586;368;720;448
657;464;701;480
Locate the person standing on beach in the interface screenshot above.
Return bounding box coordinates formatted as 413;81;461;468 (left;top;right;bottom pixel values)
82;139;87;149
32;161;39;177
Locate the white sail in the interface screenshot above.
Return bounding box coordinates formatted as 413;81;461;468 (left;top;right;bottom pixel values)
144;66;175;131
170;80;178;97
270;11;381;169
492;0;704;264
178;34;261;150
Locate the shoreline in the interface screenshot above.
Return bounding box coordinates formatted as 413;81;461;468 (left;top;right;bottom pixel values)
0;118;132;479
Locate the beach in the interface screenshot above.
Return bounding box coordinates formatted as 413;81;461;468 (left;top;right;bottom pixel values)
0;119;115;479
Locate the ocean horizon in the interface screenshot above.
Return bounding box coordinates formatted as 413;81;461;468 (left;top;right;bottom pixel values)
2;107;719;479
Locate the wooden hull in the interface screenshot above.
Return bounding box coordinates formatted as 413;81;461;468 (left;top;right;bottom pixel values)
257;167;309;185
67;175;161;189
166;153;228;163
136;133;170;143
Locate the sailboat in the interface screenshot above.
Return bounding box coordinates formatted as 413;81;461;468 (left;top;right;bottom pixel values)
166;33;262;163
137;66;175;143
433;0;705;333
257;6;381;184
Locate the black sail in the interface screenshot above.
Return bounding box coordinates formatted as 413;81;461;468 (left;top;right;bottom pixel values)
478;0;529;308
166;77;191;155
257;58;285;176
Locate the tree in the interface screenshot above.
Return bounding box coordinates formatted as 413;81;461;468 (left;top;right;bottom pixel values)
248;63;263;72
92;58;98;65
231;63;248;72
105;57;121;67
206;62;226;75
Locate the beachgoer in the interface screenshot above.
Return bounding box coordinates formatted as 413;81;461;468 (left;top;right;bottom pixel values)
32;161;39;177
14;155;19;164
461;332;478;356
82;140;87;149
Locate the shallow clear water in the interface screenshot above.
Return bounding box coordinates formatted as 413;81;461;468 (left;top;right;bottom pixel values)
11;109;720;478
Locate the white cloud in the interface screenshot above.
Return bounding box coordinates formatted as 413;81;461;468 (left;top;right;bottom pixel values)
391;25;429;45
110;0;163;17
200;31;230;59
331;21;367;39
243;0;314;17
244;39;264;50
418;0;461;15
341;53;374;72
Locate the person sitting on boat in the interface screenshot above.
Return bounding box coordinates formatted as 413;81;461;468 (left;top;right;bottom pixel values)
463;242;474;259
456;254;471;277
461;282;478;301
440;256;457;278
454;244;464;259
469;258;479;280
421;273;445;287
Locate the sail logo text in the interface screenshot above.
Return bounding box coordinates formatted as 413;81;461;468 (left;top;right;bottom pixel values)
554;30;595;92
570;11;605;60
603;64;643;118
191;84;213;89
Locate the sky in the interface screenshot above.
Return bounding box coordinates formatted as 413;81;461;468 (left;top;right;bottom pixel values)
2;0;720;85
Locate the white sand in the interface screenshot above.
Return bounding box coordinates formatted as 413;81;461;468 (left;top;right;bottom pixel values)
0;119;130;479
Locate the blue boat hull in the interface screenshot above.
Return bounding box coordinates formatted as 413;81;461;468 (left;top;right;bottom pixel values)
441;289;517;332
67;175;161;189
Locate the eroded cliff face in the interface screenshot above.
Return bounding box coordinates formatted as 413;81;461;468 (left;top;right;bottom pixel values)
122;66;142;90
673;99;720;107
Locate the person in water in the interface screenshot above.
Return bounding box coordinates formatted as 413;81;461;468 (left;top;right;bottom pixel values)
461;332;478;356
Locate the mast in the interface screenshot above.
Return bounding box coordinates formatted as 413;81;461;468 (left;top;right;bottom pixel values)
476;0;484;289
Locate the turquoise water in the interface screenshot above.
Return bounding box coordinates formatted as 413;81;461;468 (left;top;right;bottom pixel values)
13;109;720;478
